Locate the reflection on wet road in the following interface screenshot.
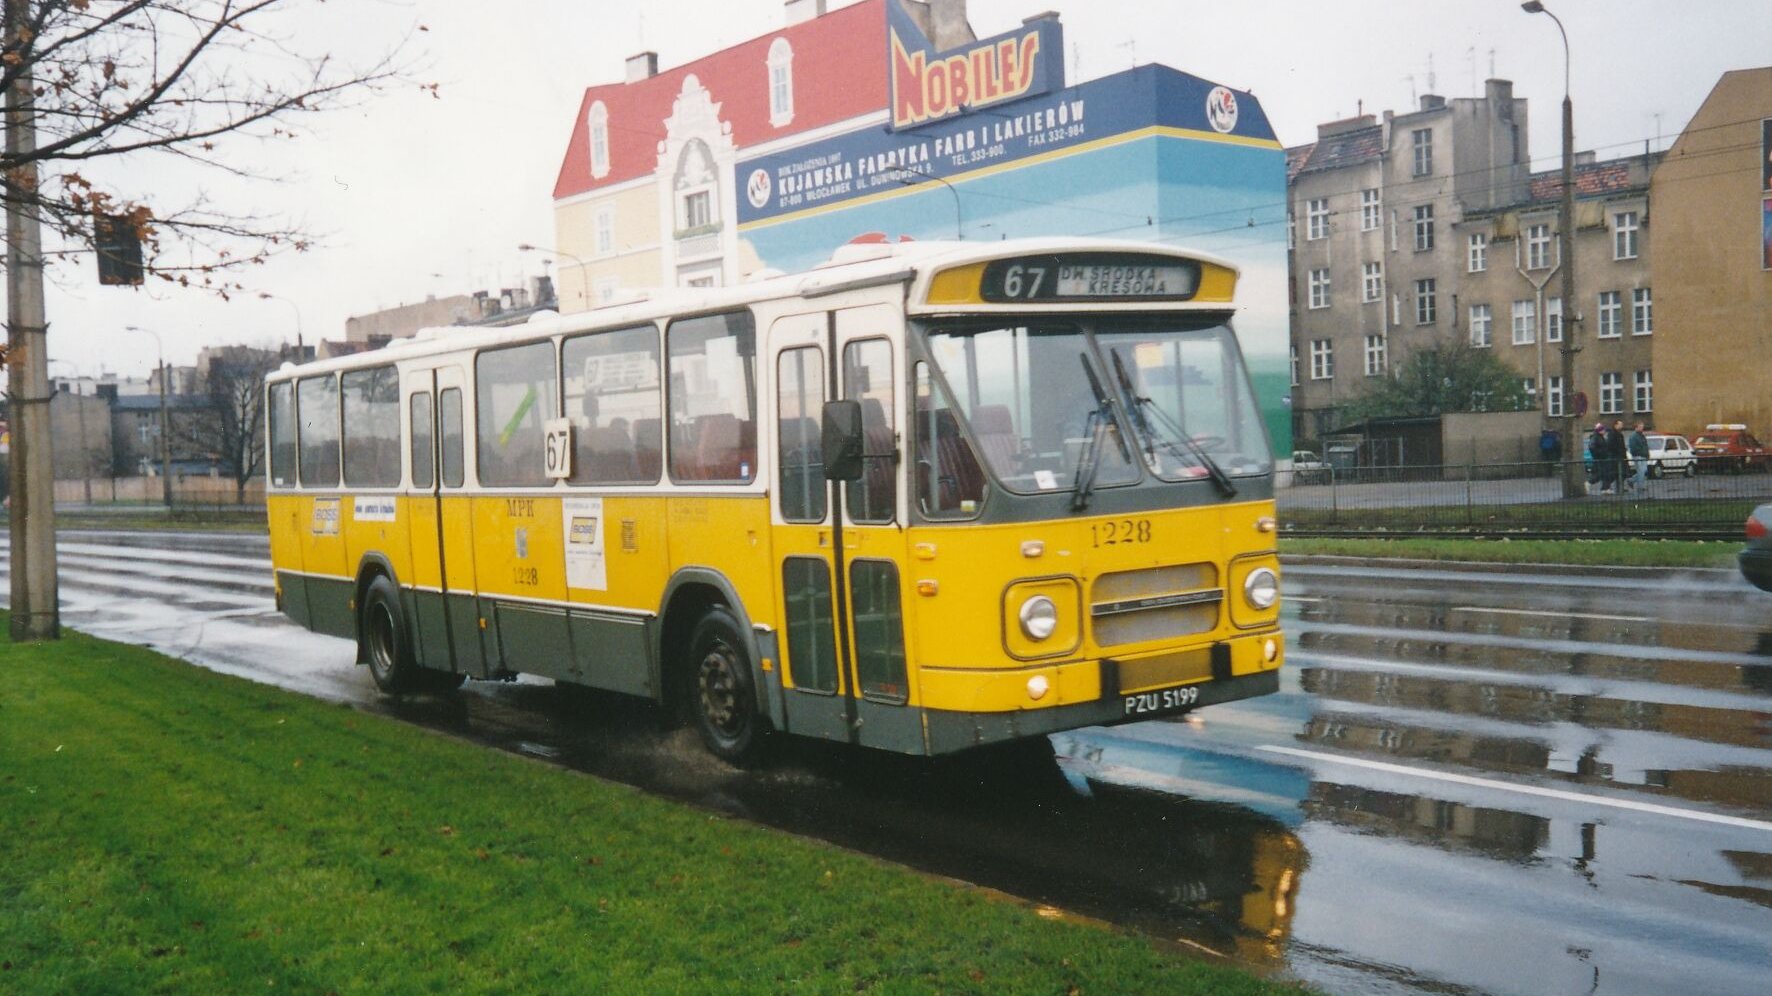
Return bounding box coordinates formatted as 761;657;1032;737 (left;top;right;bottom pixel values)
6;534;1772;995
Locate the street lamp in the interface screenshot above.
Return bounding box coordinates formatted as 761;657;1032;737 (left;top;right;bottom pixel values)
1522;0;1583;498
890;167;963;241
125;325;174;508
517;244;588;311
259;292;305;358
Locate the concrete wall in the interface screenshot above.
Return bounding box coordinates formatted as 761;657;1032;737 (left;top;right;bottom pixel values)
49;393;114;481
1651;67;1772;436
344;295;477;343
1441;410;1547;466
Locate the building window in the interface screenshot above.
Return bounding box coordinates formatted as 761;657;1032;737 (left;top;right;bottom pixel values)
767;37;794;126
1599;372;1623;415
1362;261;1382;302
1360;188;1380;231
1527;223;1552;270
1287;211;1294;250
1415;278;1436;324
1411;127;1433;176
1634;370;1653;413
1364;334;1387;376
1522;378;1537;404
1467;233;1487;272
594;277;619;305
1597;291;1622;338
1469;303;1492;347
1511;300;1536;345
1413;205;1435;251
683;191;712;229
594;208;615;256
588;101;610;179
1310;339;1333;380
1632;287;1652;334
1547;376;1564;417
1308;268;1330;309
1290;344;1299;387
1546;297;1563;342
1614;211;1639;260
1306;198;1329;240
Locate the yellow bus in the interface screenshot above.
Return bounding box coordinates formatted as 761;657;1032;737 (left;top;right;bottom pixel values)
265;238;1283;761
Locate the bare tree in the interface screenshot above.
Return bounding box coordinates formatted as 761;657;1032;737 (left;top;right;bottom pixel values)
2;0;420;288
201;343;281;502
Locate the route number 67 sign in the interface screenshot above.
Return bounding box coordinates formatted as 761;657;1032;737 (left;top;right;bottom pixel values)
543;419;573;479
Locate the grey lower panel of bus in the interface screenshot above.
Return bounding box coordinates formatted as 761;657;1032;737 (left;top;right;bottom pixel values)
289;573;354;642
276;570;311;631
487;598;656;697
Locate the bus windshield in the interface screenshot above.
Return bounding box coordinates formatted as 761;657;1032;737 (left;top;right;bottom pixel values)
921;318;1270;499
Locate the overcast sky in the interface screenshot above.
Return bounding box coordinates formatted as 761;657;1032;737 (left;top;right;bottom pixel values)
30;0;1772;381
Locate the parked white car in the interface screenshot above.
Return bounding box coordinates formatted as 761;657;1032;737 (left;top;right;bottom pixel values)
1646;433;1698;478
1291;449;1329;484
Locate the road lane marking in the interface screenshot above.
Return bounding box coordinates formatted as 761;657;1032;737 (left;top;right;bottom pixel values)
1452;606;1649;623
1292;620;1772;668
1256;745;1772;834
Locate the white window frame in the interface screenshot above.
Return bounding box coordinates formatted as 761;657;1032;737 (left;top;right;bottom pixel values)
1527;224;1552;270
1511;300;1536;345
1467;232;1487;273
1411;128;1433;176
594;207;615;256
1362;261;1382;303
1415;278;1436;325
1614;210;1639;260
1597;291;1622;338
1633;369;1652;413
1308;268;1330;309
1522;377;1537;403
1469;303;1492;348
1599;372;1623;415
767;37;795;127
1413;205;1435;251
1310;339;1334;381
1306;198;1329;241
594;277;620;305
1290;343;1299;387
1632;287;1653;335
588;101;610;179
1360;188;1380;231
1364;334;1387;376
1547;376;1564;417
1546;297;1563;343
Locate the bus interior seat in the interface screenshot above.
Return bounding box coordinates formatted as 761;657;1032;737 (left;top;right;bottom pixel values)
970;404;1018;473
856;397;896;519
633;418;662;479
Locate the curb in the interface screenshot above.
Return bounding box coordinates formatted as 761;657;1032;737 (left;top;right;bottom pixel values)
1278;553;1739;582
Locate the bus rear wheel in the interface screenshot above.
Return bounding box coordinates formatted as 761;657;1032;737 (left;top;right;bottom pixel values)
686;607;767;765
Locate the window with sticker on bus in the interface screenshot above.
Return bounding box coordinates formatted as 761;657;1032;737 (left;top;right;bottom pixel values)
476;342;558;487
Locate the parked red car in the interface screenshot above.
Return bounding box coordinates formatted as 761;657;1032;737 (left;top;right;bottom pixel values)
1690;424;1770;473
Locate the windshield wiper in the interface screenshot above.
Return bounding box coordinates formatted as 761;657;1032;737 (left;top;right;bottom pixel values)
1109;349;1237;498
1072;352;1132;511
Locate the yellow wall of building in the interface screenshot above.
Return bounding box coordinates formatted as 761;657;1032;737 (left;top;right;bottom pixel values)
553;183;663;312
1651;67;1772;434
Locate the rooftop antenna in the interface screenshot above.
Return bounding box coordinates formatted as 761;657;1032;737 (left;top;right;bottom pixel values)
1116;38;1136;70
1402;73;1417;105
1488;48;1496;79
1467;46;1476;94
1426;52;1436;94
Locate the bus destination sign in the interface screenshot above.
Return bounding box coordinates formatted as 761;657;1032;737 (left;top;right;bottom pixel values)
979;254;1200;303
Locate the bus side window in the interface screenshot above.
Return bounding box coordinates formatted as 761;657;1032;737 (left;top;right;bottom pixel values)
777;346;824;522
268;382;296;488
342;365;401;488
410;392;434;490
563;325;660;485
476;342;557;488
297;374;341;488
667;311;756;483
842;339;895;524
440;388;464;488
914;363;985;518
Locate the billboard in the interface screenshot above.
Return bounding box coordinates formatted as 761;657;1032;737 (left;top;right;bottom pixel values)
887;0;1064;132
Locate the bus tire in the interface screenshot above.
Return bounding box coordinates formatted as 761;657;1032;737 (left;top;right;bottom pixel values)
361;575;420;694
685;607;767;764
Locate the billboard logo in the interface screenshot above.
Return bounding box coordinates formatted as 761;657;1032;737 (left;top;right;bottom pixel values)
746;168;772;209
1206;86;1239;133
887;2;1062;132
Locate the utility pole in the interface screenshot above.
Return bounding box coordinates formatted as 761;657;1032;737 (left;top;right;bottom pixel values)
128;326;174;507
5;0;60;640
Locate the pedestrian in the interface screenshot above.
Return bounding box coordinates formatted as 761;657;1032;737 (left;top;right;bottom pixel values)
1628;421;1651;492
1611;419;1630;493
1590;421;1611;493
1539;428;1560;478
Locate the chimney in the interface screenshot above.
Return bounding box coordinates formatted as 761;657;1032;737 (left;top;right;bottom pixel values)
1485;78;1513;106
1419;93;1446;111
626;51;658;83
784;0;825;25
924;0;976;50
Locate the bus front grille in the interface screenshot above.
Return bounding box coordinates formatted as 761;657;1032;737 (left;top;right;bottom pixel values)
1090;564;1222;648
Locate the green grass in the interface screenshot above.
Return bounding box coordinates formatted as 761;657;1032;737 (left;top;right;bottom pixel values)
0;619;1300;995
1281;535;1740;569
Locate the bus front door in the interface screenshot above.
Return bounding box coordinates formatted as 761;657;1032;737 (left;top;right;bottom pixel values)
404;366;484;677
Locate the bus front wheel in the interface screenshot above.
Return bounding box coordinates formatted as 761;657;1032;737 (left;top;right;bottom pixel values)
362;575;419;694
686;607;767;764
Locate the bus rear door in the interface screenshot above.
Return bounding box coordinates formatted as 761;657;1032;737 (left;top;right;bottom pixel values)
404;365;485;676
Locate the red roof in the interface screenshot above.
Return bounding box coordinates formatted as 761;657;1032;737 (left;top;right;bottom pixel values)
553;0;889;200
1528;160;1639;202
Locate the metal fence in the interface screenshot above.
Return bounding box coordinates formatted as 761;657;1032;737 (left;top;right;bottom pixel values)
45;475;267;516
1280;459;1770;537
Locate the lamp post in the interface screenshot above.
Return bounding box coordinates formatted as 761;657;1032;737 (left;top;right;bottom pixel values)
1522;0;1583;498
259;292;305;358
126;325;174;508
517;244;589;311
891;167;963;240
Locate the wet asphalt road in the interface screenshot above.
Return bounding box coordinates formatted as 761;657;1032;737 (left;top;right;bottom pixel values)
5;531;1772;995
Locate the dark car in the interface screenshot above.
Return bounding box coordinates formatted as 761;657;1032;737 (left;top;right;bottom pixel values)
1741;504;1772;592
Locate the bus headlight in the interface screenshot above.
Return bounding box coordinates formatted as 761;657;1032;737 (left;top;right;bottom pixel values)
1243;567;1279;610
1018;595;1059;641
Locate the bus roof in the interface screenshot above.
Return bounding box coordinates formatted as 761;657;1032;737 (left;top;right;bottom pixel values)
270;238;1242;381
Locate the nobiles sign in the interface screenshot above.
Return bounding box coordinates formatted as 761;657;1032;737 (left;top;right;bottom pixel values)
888;0;1064;132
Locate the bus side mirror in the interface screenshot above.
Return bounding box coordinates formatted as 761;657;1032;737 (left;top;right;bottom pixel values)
822;400;865;482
